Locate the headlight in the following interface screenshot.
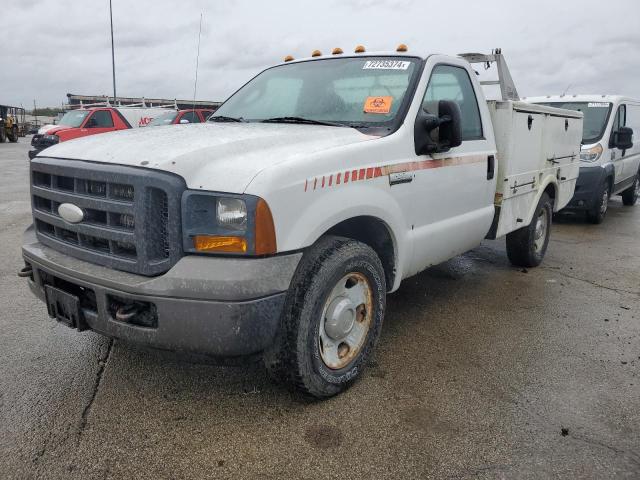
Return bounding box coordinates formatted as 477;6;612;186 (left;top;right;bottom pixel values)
580;143;602;162
40;134;60;147
181;191;276;256
216;198;247;230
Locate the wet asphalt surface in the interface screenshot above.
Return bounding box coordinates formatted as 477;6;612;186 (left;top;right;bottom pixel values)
1;138;638;479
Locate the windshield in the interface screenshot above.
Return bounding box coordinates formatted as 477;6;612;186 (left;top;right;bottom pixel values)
211;56;421;131
537;102;612;144
58;110;90;128
147;111;179;127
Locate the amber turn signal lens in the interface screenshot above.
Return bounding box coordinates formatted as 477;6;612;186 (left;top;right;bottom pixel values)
255;198;277;255
396;43;408;52
332;47;343;55
354;45;366;53
284;55;294;62
311;49;322;57
193;235;247;253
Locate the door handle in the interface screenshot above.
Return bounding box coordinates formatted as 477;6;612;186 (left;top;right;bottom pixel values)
487;155;495;180
389;172;413;186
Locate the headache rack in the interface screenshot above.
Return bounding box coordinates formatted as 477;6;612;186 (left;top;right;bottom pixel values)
458;48;520;101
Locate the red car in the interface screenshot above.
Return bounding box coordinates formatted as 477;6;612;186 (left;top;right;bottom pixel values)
146;109;214;127
29;107;168;159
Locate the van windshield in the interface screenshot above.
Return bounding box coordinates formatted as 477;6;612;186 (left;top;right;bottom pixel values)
537;102;612;144
210;56;421;132
58;110;90;128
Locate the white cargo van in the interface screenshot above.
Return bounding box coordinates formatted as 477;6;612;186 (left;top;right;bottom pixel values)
525;95;640;222
22;48;583;397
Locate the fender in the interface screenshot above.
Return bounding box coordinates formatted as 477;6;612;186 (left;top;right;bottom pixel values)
284;182;408;292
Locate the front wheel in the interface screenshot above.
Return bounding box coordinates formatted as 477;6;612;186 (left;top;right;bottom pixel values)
8;126;19;142
264;236;386;398
506;192;552;268
621;174;639;206
586;181;610;224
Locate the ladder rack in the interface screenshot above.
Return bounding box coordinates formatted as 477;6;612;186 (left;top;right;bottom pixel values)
458;48;520;101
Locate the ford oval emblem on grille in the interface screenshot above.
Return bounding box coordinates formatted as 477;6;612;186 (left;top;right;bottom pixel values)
58;203;84;224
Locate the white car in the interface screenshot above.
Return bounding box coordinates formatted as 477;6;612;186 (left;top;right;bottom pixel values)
22;48;582;398
525;95;640;222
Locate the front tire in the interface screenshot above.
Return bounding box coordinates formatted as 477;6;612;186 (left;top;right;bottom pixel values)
586;181;610;224
621;173;639;206
506;192;552;267
8;126;18;143
264;236;386;398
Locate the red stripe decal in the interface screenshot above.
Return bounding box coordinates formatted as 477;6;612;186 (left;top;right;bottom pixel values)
336;172;342;184
321;176;325;188
374;167;382;178
313;178;317;190
345;171;350;183
358;169;366;180
352;169;358;181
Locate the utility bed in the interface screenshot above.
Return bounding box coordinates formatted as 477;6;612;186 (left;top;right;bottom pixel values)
487;101;583;238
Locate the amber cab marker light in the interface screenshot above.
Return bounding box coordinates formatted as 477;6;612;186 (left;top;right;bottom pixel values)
284;55;294;62
332;47;343;55
255;198;277;255
396;43;408;52
193;235;247;253
311;49;322;57
354;45;366;53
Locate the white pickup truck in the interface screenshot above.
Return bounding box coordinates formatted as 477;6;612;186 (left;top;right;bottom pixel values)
22;47;582;398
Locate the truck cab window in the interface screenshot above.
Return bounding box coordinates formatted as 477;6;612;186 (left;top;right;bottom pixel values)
422;65;483;140
87;110;114;128
181;111;200;123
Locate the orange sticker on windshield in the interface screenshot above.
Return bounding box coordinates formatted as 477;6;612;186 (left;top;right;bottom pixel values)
364;96;393;114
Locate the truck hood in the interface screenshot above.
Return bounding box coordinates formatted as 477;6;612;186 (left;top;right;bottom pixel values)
38;124;59;134
38;123;374;192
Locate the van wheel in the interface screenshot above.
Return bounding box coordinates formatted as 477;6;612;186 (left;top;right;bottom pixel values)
506;192;552;268
0;126;6;143
621;174;639;206
263;236;386;399
586;181;610;224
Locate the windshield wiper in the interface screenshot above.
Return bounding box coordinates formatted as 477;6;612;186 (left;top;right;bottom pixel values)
260;116;344;127
209;115;245;123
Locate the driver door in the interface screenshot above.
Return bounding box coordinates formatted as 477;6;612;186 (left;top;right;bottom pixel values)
80;110;115;137
410;62;497;272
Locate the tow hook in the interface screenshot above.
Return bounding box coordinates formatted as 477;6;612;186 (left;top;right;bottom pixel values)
18;265;33;278
115;303;140;323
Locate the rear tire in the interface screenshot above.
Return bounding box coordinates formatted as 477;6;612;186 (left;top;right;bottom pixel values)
263;235;386;399
621;173;639;206
586;181;610;224
0;126;6;143
506;192;552;268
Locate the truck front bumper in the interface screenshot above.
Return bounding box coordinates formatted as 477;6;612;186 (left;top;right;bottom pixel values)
564;166;607;211
22;226;301;356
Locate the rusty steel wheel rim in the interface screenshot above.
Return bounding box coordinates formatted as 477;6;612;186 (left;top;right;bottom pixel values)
318;272;373;370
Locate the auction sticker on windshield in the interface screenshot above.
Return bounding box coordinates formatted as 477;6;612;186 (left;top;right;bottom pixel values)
588;103;609;108
362;60;410;70
364;96;393;114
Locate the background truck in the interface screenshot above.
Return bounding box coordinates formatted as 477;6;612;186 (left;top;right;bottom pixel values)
28;104;172;159
0;104;26;142
21;47;582;398
146;109;216;127
525;95;639;222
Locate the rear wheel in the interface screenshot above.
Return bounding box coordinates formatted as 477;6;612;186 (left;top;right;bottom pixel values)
506;192;552;268
586;181;610;224
621;174;639;206
0;126;6;143
264;236;386;398
8;126;18;142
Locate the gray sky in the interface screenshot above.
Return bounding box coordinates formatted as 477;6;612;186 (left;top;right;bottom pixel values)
2;0;639;108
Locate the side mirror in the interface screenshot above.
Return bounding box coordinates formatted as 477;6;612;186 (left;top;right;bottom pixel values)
179;118;190;124
414;100;463;155
613;126;633;150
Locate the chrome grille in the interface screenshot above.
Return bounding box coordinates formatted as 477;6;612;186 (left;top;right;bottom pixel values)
30;158;185;276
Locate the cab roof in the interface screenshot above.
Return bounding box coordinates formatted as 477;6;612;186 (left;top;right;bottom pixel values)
278;51;426;65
